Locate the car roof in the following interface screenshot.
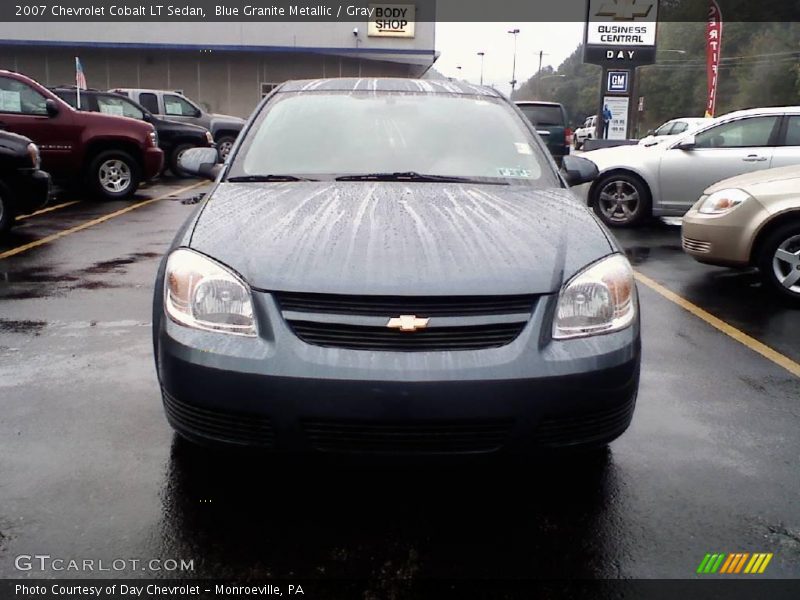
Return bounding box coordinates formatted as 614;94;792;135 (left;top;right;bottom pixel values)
717;106;800;119
278;78;501;97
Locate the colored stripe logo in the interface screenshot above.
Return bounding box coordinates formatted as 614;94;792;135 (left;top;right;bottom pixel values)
697;553;773;574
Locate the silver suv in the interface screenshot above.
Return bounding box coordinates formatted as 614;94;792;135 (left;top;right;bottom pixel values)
111;88;244;160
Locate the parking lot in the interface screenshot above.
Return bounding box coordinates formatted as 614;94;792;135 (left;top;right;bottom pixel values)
0;177;798;584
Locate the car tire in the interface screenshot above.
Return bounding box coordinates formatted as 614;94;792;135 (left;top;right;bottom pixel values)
0;184;15;235
216;135;236;162
592;172;652;228
88;150;141;200
757;221;800;301
170;143;195;178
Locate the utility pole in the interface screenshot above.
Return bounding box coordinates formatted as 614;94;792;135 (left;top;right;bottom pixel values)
508;28;520;93
477;51;485;86
535;50;549;99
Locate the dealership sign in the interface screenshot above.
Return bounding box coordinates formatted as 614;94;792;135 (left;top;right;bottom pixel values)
584;0;659;65
368;4;416;37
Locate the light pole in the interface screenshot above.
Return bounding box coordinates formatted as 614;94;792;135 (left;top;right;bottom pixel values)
508;28;520;92
477;51;485;86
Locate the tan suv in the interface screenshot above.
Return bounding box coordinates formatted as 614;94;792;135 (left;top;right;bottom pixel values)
682;164;800;300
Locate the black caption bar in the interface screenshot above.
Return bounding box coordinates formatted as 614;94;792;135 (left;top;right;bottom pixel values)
5;579;800;600
0;0;799;22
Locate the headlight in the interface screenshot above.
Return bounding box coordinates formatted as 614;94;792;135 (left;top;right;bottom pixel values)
553;254;637;340
164;248;256;336
27;143;40;169
698;188;751;215
205;131;214;145
148;131;158;147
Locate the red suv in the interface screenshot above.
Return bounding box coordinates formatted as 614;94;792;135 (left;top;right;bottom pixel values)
0;71;163;200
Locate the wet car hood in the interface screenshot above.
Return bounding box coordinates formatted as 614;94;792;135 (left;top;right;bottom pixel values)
188;182;614;296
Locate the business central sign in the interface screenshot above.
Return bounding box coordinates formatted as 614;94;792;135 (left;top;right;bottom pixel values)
584;0;659;66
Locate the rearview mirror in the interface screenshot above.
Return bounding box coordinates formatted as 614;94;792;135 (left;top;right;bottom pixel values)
561;155;599;187
178;147;221;180
45;99;59;118
675;135;697;150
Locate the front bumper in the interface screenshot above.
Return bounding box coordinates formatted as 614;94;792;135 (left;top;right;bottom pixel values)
143;147;165;180
681;201;768;267
10;168;51;215
155;291;641;455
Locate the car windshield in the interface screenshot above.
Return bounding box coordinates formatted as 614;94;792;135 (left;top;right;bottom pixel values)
653;122;675;136
518;104;563;127
229;91;558;186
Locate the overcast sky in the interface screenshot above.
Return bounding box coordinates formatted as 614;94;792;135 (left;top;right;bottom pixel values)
434;23;585;95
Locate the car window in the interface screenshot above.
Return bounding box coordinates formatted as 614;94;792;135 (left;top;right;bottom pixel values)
694;116;779;149
671;121;689;135
782;116;800;146
233;91;556;186
653;122;675;136
0;77;48;115
164;94;199;117
97;95;143;120
518;105;563;127
139;93;159;114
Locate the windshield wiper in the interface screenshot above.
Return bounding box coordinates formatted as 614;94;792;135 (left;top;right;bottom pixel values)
335;171;507;185
227;174;319;182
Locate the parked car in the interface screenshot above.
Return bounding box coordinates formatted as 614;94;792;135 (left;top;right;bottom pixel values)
574;116;597;150
0;130;50;234
51;86;214;178
0;71;163;200
577;107;800;227
111;88;244;160
515;101;572;166
154;78;640;455
638;117;711;146
682;165;800;300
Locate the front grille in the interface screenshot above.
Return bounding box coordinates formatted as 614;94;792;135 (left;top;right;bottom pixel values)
275;292;536;352
274;292;536;317
289;321;525;351
303;418;514;454
682;237;712;254
536;399;635;448
163;391;274;447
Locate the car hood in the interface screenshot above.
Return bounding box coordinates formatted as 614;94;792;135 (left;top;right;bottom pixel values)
210;113;245;126
582;143;663;170
705;164;800;194
188;182;613;296
155;117;209;134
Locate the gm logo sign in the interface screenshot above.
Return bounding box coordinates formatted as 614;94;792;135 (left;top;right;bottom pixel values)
607;71;629;93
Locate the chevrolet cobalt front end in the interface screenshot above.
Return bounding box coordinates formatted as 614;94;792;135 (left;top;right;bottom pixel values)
153;78;641;455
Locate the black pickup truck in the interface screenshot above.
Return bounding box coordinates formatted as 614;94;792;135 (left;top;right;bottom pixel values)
0;130;50;235
52;87;214;177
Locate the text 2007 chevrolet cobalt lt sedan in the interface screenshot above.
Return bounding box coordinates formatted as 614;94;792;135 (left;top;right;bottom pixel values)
153;79;641;455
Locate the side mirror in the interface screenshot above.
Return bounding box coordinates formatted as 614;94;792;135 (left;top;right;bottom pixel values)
561;155;599;187
45;99;59;118
674;134;697;150
178;147;221;180
142;112;152;123
646;129;654;136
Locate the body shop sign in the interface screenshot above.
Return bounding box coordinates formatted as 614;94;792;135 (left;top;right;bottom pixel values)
368;4;415;37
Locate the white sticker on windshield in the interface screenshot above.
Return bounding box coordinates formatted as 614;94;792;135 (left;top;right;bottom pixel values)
498;168;534;178
515;143;533;155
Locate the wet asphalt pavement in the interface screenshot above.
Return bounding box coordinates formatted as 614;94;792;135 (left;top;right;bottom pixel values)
0;178;798;586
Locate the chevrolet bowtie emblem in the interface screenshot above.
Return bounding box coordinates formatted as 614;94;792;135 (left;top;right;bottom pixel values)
596;0;654;20
386;315;430;332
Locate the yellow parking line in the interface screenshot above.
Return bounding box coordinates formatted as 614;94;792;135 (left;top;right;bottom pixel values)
15;200;81;221
634;271;800;378
0;182;205;261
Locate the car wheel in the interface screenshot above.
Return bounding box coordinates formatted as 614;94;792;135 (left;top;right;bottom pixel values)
592;173;652;228
170;143;195;178
758;222;800;300
88;150;141;200
0;186;14;234
216;136;235;161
